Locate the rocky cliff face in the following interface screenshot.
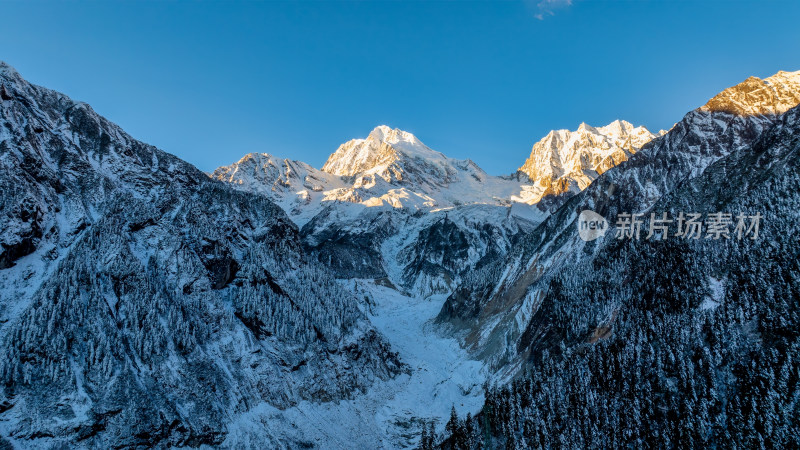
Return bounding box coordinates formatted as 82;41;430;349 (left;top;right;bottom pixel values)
0;62;402;448
300;203;537;297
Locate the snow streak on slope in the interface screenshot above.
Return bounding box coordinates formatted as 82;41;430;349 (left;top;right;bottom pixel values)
223;280;488;449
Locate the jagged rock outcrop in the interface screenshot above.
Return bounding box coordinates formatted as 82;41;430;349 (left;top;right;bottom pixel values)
702;70;800;116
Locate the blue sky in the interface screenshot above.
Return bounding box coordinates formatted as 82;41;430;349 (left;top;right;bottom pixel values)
2;1;799;174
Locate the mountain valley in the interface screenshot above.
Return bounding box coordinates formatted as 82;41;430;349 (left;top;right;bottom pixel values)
1;62;799;448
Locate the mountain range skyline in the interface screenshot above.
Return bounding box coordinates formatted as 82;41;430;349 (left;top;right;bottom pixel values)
1;47;799;448
3;1;799;176
216;120;664;177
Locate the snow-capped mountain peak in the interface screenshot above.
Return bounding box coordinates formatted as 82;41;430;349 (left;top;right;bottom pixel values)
212;152;347;223
366;125;436;156
217;152;321;189
321;125;449;182
516;119;663;204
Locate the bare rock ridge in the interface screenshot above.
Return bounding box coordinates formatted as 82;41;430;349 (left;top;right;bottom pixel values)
702;70;800;116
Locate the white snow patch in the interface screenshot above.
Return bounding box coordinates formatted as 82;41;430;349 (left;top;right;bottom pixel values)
700;276;725;311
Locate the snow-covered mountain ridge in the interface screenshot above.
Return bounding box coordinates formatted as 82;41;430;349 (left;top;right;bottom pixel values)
212;152;348;224
437;73;800;448
4;57;798;449
215;121;663;226
214;125;545;226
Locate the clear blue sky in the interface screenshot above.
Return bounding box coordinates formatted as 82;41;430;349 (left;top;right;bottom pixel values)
2;1;799;174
